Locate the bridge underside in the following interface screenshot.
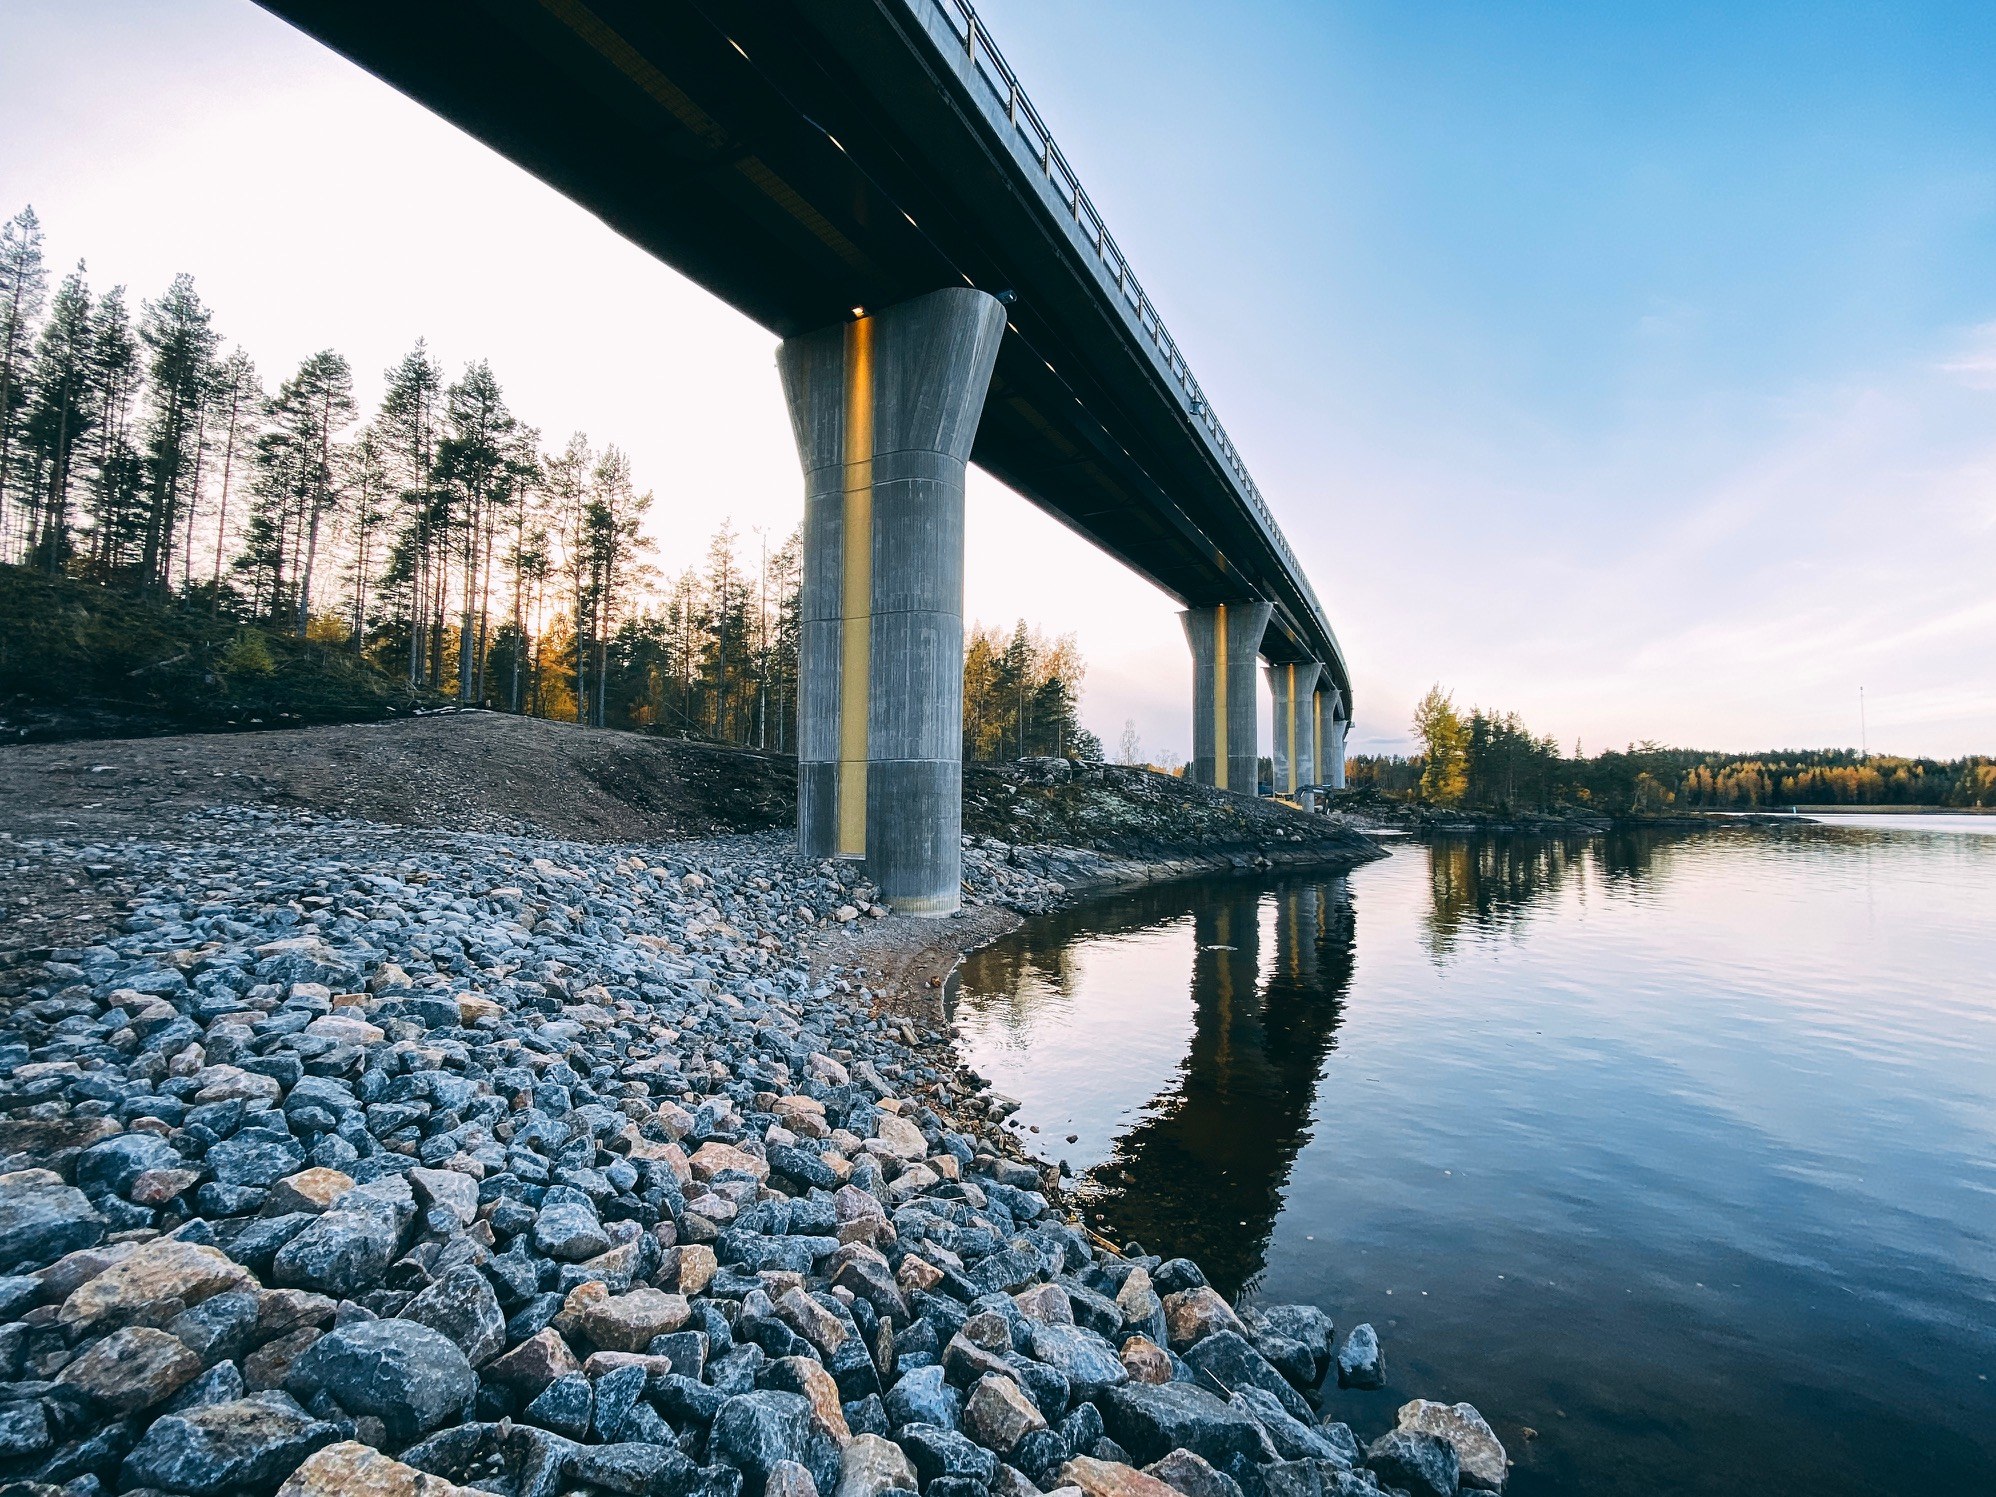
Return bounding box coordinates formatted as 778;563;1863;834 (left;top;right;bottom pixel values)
255;0;1346;692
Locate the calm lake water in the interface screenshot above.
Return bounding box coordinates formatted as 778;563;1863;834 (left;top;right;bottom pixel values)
949;821;1996;1497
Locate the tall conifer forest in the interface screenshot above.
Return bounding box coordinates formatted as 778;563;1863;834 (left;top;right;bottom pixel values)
0;207;1097;758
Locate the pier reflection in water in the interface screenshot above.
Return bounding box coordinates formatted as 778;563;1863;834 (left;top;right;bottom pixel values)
949;825;1996;1497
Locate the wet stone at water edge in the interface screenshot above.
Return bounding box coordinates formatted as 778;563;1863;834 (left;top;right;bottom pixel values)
0;808;1492;1497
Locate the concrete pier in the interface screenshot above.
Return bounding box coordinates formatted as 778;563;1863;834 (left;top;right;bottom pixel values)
1182;602;1272;793
1266;660;1324;797
1315;685;1349;790
779;287;1007;915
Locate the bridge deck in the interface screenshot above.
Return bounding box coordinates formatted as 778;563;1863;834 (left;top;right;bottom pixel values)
255;0;1349;702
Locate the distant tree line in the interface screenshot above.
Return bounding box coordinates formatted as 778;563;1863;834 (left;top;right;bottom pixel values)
1353;684;1996;812
0;205;1093;758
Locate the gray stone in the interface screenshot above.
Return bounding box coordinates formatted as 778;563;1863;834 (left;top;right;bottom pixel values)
399;1264;507;1366
1228;1387;1346;1463
270;1203;399;1297
1394;1401;1505;1492
533;1187;610;1262
207;1132;308;1188
168;1289;262;1366
1335;1325;1383;1391
77;1132;182;1198
709;1389;842;1497
408;1167;480;1227
884;1363;961;1432
1367;1430;1458;1497
900;1423;999;1488
1181;1331;1314;1421
1254;1305;1333;1383
1144;1448;1245;1497
1098;1381;1273;1468
285;1318;476;1443
0;1398;51;1460
1026;1321;1128;1401
0;1174;105;1268
119;1391;337;1494
525;1373;594;1441
573;1442;704;1497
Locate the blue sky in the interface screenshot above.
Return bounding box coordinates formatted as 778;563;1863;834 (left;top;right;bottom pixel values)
4;1;1993;757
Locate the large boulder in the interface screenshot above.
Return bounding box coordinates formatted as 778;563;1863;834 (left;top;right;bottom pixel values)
532;1186;611;1262
963;1373;1047;1455
1226;1387;1346;1464
1367;1430;1459;1497
120;1391;338;1495
883;1363;960;1432
1026;1321;1128;1400
278;1440;481;1497
1335;1325;1383;1391
0;1171;105;1268
56;1324;203;1413
271;1201;400;1297
835;1433;919;1497
399;1264;507;1366
1099;1382;1273;1469
709;1390;843;1497
1253;1305;1334;1384
207;1131;309;1188
1394;1402;1505;1492
59;1238;256;1334
286;1319;477;1444
898;1424;998;1488
76;1132;182;1198
1180;1332;1314;1422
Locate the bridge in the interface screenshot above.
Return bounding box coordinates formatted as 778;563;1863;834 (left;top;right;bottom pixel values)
256;0;1354;912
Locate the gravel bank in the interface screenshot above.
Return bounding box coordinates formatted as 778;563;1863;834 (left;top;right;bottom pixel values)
0;786;1501;1497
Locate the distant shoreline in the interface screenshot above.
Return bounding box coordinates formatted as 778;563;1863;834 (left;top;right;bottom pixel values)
1781;805;1996;817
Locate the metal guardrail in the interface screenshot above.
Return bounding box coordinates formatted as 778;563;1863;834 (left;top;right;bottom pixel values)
910;0;1332;639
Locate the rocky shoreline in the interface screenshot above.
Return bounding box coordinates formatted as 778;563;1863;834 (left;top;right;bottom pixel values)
0;797;1502;1497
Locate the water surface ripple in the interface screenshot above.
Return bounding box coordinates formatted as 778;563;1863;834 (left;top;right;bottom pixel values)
950;822;1996;1497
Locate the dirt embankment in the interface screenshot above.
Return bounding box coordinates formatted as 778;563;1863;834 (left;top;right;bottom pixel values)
0;713;794;841
0;715;1385;873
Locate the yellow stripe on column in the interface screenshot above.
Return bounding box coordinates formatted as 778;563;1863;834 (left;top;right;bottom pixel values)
1212;604;1228;790
837;316;873;857
1285;663;1297;793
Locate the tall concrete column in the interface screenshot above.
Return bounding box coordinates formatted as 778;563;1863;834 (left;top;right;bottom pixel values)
1181;602;1271;793
1265;660;1323;796
1314;685;1349;790
779;287;1007;916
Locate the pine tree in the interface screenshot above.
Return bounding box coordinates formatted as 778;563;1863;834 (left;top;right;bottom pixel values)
242;351;353;629
203;349;260;604
342;424;391;650
437;360;522;701
138;273;220;590
581;445;652;727
542;433;594;722
0;206;48;559
19;264;95;572
376;342;444;684
83;285;143;579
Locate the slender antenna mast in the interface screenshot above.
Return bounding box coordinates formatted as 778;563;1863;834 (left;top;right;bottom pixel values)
1859;686;1867;760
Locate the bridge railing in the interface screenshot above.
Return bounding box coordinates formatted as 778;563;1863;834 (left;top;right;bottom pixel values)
909;0;1331;638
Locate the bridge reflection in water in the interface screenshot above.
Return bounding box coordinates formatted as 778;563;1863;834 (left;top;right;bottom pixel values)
951;833;1676;1299
954;875;1356;1297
